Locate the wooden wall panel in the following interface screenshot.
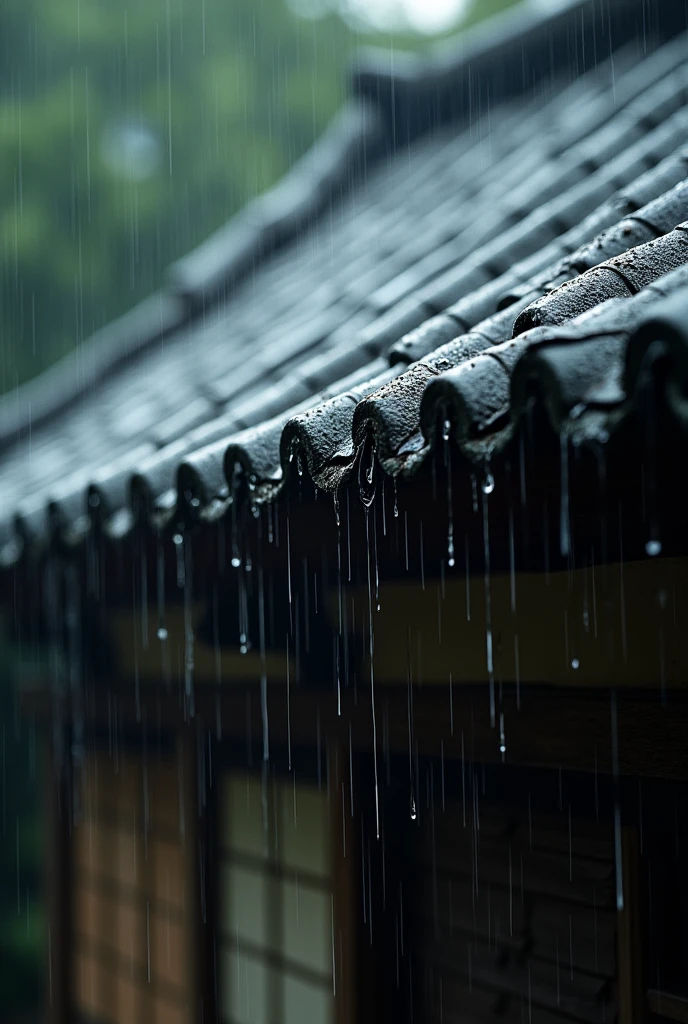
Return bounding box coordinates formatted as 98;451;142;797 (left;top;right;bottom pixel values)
411;802;619;1024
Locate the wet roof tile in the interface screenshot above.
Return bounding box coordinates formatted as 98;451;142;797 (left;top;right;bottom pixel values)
1;0;688;561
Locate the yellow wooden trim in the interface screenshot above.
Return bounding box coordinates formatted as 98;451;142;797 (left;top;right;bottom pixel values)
109;603;293;685
343;556;688;688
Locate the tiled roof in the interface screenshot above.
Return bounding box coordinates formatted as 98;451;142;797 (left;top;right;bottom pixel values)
2;0;688;565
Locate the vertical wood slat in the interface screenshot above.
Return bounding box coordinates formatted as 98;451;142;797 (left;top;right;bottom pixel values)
330;742;356;1024
617;826;643;1024
45;731;70;1024
179;728;201;1024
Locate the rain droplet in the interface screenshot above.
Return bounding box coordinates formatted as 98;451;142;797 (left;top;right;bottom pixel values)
410;793;417;821
571;657;580;670
231;555;241;568
358;436;377;508
646;539;662;557
482;472;495;495
174;531;185;588
157;627;168;641
442;418;451;442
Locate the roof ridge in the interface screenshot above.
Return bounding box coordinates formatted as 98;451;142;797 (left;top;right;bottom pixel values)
350;0;687;147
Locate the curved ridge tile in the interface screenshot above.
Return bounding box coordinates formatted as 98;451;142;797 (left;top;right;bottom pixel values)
625;289;688;421
511;263;688;430
179;361;394;509
179;356;394;511
498;151;688;307
128;414;237;516
514;270;633;334
280;366;399;492
555;174;688;279
358;300;568;472
389;314;464;366
411;108;688;319
420;337;530;445
514;224;688;333
399;175;688;369
387;182;688;393
565;219;658;276
352;364;439;471
4;24;688;564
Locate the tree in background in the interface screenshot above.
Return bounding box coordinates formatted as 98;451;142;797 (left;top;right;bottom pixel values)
0;0;517;393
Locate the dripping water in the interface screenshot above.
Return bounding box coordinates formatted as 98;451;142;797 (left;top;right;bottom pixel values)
482;486;495;728
181;532;195;717
365;508;381;840
611;690;624;911
156;540;168;645
444;419;455;567
335;491;343;716
560;432;571;559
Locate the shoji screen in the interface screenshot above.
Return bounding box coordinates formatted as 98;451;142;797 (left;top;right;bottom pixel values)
218;770;335;1024
71;749;193;1024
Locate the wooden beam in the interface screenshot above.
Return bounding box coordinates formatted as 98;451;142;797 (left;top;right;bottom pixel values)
44;730;71;1024
100;558;688;692
617;827;643;1024
347;557;688;689
24;682;688;781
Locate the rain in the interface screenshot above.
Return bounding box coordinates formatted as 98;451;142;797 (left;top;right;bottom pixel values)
2;0;688;1023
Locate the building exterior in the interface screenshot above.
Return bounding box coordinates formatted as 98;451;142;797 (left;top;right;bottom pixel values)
2;0;688;1021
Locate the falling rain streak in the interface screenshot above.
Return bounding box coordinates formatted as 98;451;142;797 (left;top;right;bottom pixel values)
3;3;688;1023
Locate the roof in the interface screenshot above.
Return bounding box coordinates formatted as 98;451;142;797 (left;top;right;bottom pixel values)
2;0;688;566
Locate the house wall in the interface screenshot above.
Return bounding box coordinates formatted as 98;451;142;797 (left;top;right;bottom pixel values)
69;747;195;1024
410;801;619;1024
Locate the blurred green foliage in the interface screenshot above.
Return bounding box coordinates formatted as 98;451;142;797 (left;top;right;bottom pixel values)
0;0;520;394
